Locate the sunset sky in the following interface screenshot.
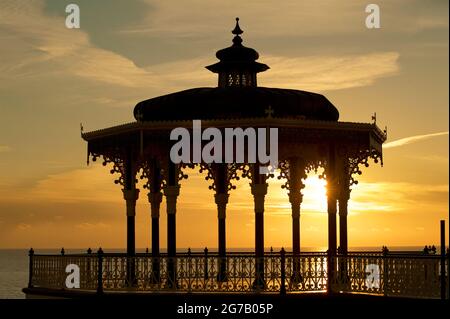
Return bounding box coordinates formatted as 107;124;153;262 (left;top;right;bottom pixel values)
0;0;448;250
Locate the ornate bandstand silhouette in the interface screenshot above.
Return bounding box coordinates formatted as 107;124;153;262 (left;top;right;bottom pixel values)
24;19;448;299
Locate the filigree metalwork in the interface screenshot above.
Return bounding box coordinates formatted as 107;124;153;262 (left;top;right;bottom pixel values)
277;159;308;191
347;148;383;187
197;163;246;192
179;163;195;181
277;160;290;190
139;160;164;192
226;163;241;191
236;164;273;183
30;252;443;298
91;152;125;186
305;160;326;179
199;164;216;190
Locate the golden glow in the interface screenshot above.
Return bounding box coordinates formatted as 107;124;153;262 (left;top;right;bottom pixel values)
0;0;448;249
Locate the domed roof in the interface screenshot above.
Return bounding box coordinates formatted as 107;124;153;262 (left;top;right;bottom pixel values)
134;87;339;122
133;18;340;123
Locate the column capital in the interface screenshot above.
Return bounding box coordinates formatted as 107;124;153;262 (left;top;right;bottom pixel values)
288;192;302;219
288;192;303;206
339;187;351;202
148;191;163;204
122;188;140;201
214;193;229;205
164;185;180;215
163;185;180;197
148;192;163;218
250;183;268;196
122;189;139;217
215;193;229;219
251;183;268;213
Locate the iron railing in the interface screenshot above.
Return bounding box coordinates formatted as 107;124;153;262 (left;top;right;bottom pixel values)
28;249;449;299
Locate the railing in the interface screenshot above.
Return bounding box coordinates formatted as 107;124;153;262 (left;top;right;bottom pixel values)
28;250;448;299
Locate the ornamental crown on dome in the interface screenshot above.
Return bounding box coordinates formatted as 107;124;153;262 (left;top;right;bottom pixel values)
206;18;269;87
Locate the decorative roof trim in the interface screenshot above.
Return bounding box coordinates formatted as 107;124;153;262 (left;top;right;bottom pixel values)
81;118;387;142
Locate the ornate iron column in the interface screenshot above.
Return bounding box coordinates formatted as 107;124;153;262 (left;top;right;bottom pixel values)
337;159;351;289
214;164;229;282
164;161;180;288
338;184;350;255
278;158;306;283
200;163;238;282
123;188;139;255
250;164;268;289
215;191;229;282
142;160;163;283
288;158;306;282
122;153;139;287
326;144;338;293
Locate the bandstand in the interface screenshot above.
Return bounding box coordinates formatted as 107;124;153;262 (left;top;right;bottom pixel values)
24;19;448;299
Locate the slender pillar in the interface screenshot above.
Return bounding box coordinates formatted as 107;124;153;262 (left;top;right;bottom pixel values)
289;191;303;283
123;189;140;254
214;164;229;281
164;162;179;288
327;147;338;256
338;189;350;255
123;188;139;286
338;179;350;288
290;192;302;254
326;145;338;293
215;193;229;281
288;158;305;256
165;186;179;255
148;191;162;282
284;158;305;283
251;168;268;290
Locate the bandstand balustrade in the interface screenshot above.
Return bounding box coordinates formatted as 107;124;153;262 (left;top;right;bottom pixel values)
28;249;448;299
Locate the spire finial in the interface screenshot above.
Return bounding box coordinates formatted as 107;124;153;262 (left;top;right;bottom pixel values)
232;17;243;36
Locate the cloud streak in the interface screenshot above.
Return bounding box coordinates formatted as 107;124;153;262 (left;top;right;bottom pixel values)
383;131;449;149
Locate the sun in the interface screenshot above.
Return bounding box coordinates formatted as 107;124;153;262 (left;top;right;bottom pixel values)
302;174;328;213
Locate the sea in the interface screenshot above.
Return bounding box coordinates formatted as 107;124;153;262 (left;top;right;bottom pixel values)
0;246;429;299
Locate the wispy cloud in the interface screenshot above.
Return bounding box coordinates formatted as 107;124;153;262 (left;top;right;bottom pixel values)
0;0;401;100
144;52;400;92
259;52;400;91
384;131;448;149
122;0;448;37
0;0;159;88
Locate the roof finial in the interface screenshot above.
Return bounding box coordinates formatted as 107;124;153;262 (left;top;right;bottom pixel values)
232;17;244;46
232;17;243;35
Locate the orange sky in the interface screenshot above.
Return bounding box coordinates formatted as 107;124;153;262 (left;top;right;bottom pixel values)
0;0;448;250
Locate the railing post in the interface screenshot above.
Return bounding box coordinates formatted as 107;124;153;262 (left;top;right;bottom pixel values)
204;247;209;280
327;249;335;294
87;248;92;288
280;248;286;295
28;248;34;288
447;247;449;300
97;248;103;294
187;248;192;292
382;246;389;296
440;220;446;300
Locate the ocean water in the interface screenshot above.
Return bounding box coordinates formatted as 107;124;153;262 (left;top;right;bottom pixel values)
0;246;428;299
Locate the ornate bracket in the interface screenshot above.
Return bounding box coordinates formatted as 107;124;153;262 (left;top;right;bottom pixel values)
140;160;165;192
347;148;382;187
198;163;244;192
91;152;125;186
